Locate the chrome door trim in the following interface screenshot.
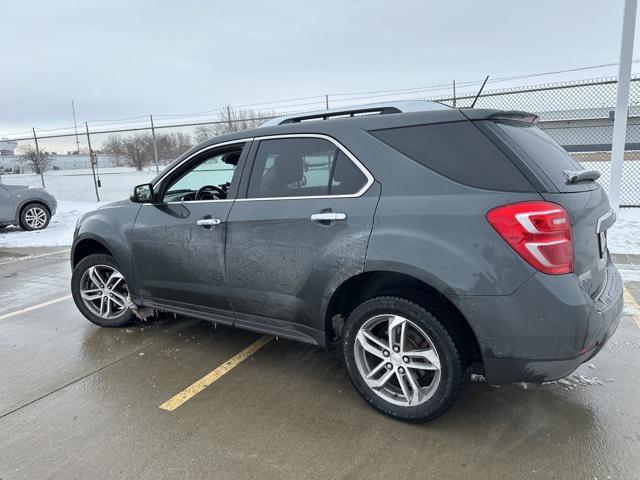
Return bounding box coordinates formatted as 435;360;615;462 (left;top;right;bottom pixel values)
145;133;375;205
164;199;235;205
151;138;255;192
236;133;374;202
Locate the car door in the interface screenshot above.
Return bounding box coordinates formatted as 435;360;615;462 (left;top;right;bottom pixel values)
131;140;251;323
225;134;380;343
0;185;15;222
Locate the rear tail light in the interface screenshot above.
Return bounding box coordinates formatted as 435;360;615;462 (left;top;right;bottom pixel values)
486;201;573;275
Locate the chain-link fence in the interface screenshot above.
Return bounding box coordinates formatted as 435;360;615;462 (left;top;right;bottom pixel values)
433;77;640;206
1;76;639;205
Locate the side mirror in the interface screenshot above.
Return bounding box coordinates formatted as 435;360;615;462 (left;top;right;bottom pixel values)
131;183;154;203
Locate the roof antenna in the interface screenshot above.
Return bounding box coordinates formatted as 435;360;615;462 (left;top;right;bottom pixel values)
470;75;489;108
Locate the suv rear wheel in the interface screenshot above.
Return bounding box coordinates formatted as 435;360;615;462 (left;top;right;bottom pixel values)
342;296;469;422
71;253;136;327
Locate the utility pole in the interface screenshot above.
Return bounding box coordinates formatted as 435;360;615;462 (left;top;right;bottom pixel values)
150;115;160;174
85;122;100;202
609;0;637;212
71;100;80;155
32;128;46;189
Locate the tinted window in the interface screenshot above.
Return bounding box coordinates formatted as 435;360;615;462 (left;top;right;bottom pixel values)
369;121;534;191
248;138;367;198
331;151;367;195
492;122;592;192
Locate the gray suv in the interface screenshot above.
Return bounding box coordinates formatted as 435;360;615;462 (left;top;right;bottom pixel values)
70;102;623;422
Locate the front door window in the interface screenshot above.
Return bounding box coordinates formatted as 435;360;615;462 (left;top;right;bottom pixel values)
163;149;241;202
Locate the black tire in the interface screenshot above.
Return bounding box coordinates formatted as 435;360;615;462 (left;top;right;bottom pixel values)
342;296;470;423
71;253;136;328
19;203;51;231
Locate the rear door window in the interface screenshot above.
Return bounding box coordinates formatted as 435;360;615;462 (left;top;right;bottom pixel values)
369;121;534;191
247;137;367;198
491;121;597;192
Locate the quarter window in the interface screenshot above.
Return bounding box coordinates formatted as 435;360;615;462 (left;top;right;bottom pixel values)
247;138;367;198
369;122;535;191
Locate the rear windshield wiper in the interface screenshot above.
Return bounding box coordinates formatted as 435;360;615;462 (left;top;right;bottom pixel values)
563;169;601;184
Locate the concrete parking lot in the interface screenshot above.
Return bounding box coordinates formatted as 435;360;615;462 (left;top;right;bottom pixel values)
1;248;639;479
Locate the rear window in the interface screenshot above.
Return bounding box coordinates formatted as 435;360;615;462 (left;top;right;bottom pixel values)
492;121;594;192
369;121;534;191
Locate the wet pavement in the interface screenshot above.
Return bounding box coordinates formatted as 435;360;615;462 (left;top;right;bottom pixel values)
0;249;639;479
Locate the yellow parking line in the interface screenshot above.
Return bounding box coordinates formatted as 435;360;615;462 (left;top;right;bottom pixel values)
159;335;273;412
623;287;640;328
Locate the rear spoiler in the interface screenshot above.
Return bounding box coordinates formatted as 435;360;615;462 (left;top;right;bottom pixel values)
488;111;539;125
461;109;539;124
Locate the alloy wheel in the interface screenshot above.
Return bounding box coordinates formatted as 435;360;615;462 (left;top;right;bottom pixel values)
354;314;441;407
79;265;130;320
24;206;48;229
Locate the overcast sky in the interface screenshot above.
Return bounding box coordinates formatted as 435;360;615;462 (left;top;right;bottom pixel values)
1;0;639;136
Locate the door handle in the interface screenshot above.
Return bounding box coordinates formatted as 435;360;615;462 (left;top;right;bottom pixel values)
196;218;222;226
310;212;347;222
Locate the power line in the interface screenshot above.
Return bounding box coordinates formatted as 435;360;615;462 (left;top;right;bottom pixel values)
2;61;640;139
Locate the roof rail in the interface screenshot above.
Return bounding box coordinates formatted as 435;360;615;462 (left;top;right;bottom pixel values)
260;100;451;127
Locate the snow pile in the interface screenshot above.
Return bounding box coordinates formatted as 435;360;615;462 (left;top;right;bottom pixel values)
607;208;640;255
0;201;103;248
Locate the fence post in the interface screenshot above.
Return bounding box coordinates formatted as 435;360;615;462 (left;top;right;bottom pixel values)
609;0;637;212
150;114;160;174
85;122;100;202
32;128;46;189
325;94;329;110
452;80;456;108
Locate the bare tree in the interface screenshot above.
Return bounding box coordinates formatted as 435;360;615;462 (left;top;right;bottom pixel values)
102;132;191;169
19;145;51;174
194;107;273;143
155;131;192;162
102;134;126;167
122;134;154;171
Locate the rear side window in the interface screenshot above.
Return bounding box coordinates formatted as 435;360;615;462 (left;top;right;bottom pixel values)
247;138;367;198
492;122;593;192
369;121;534;191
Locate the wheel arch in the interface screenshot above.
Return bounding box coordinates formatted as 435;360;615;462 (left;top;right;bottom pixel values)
72;236;114;267
15;200;51;224
324;270;483;366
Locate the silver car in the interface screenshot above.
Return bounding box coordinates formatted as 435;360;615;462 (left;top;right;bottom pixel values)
0;184;57;231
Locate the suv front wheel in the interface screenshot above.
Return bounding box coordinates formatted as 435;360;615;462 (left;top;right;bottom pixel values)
71;253;136;327
342;296;469;422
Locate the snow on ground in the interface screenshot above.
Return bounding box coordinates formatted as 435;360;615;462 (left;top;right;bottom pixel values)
1;167;158;202
0;201;103;248
607;208;640;255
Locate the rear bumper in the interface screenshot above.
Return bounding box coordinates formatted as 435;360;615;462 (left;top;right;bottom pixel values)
451;259;623;385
